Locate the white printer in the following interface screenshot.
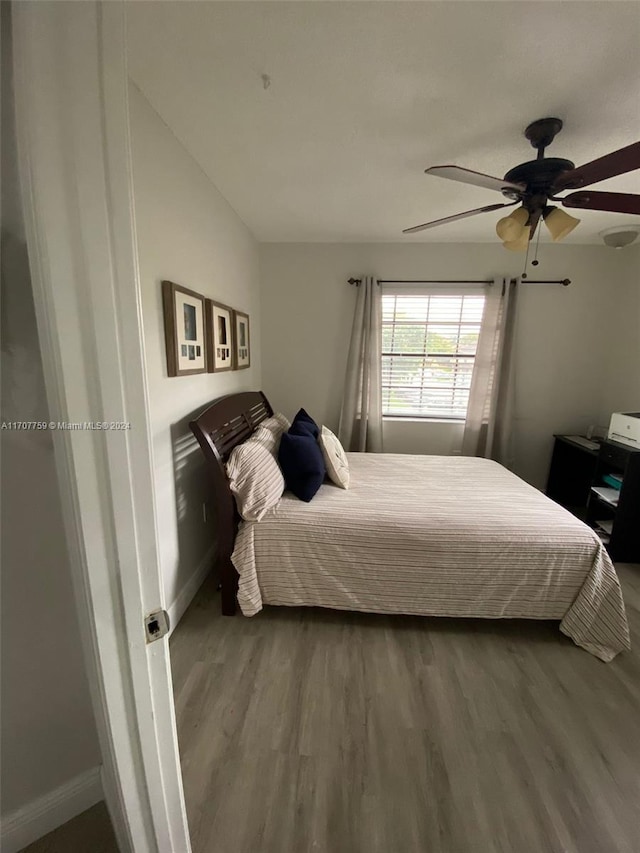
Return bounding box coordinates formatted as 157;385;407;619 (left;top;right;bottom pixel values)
607;412;640;449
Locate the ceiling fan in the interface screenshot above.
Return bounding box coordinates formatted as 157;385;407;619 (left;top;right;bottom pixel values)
403;118;640;250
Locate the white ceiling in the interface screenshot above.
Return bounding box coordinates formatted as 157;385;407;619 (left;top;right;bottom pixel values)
127;1;640;243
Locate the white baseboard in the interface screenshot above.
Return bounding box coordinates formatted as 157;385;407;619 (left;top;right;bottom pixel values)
167;546;215;635
1;766;102;853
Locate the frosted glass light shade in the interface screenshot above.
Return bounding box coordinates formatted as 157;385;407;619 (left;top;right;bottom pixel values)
502;228;530;252
600;226;640;249
496;207;529;242
544;207;580;242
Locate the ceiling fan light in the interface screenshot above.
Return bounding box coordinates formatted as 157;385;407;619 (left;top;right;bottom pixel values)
544;207;581;242
495;207;529;241
599;225;640;249
502;228;530;252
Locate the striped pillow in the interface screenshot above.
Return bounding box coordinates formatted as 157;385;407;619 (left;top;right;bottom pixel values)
260;413;291;446
226;428;285;521
249;425;278;456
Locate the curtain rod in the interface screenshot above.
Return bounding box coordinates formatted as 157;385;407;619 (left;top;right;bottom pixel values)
347;278;571;287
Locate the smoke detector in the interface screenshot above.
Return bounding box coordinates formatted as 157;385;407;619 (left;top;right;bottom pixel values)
599;225;640;249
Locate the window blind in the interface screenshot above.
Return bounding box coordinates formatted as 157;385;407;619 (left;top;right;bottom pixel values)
381;291;485;419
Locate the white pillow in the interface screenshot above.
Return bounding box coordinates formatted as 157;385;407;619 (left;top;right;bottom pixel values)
318;425;350;489
226;429;285;521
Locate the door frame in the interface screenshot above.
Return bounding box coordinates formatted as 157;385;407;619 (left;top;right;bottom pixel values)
12;2;190;850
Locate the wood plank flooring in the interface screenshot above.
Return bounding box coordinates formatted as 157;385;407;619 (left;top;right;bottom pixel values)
170;564;640;853
18;802;117;853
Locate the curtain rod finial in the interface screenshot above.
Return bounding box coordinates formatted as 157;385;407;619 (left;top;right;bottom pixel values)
348;278;361;286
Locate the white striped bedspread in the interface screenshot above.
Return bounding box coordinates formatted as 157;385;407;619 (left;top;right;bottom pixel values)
232;454;631;662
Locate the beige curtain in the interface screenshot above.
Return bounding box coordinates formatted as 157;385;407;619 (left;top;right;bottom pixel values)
338;276;383;452
462;276;520;466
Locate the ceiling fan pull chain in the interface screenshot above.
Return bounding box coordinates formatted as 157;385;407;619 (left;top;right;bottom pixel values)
532;220;542;267
521;228;532;278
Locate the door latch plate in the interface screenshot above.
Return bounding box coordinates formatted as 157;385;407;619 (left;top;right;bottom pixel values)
145;609;170;643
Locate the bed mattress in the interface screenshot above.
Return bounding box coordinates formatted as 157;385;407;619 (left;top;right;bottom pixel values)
231;453;630;661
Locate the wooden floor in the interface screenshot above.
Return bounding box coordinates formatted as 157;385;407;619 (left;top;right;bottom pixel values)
18;802;117;853
170;564;640;853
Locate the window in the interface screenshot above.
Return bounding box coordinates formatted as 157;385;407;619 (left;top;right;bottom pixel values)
382;291;485;420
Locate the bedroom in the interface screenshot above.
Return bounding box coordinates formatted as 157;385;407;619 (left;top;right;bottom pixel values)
129;2;639;851
3;1;639;852
125;0;640;613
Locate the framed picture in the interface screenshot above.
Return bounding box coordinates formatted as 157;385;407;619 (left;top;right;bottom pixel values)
162;280;207;376
233;310;250;370
205;299;234;372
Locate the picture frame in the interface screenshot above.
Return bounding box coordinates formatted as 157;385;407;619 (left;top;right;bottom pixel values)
162;280;207;377
205;299;234;373
233;310;250;370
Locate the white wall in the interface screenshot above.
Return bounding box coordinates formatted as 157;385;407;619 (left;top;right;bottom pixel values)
602;244;640;417
1;3;100;820
129;84;262;611
260;242;638;489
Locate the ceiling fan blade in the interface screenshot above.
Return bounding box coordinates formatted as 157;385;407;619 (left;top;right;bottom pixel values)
425;166;526;193
402;202;517;234
561;191;640;215
553;142;640;191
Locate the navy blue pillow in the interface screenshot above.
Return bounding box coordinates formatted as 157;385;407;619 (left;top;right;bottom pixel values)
290;407;320;438
278;431;326;502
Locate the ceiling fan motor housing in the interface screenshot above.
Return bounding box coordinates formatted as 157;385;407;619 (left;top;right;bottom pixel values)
501;117;574;204
502;158;576;201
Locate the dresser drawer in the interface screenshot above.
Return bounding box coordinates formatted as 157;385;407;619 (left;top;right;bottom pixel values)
600;442;630;471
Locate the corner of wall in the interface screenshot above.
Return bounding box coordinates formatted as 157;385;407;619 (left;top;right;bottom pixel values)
1;767;103;853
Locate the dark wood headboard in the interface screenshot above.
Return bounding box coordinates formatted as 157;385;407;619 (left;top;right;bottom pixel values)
189;391;273;615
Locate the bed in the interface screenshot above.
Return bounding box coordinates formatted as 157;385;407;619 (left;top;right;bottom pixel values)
190;391;630;661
